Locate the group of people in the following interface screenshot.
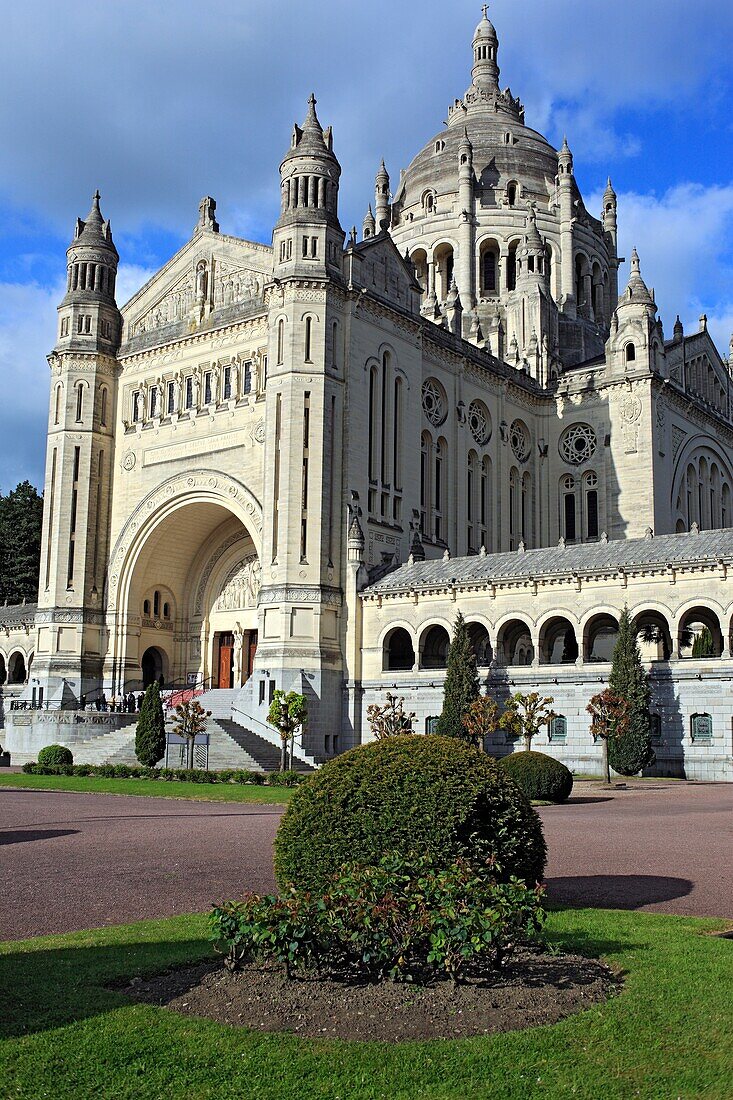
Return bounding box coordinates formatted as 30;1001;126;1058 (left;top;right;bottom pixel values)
81;691;145;714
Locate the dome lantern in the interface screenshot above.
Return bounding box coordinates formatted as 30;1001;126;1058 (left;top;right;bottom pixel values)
471;4;500;91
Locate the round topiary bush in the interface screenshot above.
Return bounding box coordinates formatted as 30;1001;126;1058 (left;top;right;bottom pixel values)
499;750;573;803
37;744;74;766
274;735;546;892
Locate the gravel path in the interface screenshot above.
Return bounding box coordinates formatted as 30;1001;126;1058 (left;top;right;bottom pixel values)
0;781;730;941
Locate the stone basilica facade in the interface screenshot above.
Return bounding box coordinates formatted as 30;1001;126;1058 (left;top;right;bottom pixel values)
5;10;733;778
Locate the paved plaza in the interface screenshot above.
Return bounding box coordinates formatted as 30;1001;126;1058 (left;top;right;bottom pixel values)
0;781;731;941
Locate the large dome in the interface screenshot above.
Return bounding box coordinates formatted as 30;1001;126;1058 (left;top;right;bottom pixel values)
392;115;559;216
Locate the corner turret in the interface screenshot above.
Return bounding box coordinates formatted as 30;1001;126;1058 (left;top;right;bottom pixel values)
375;160;390;232
57;191;121;354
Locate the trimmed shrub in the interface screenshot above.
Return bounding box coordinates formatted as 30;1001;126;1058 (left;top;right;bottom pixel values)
38;744;73;766
267;770;303;787
499;750;574;803
274;735;546;893
135;682;166;768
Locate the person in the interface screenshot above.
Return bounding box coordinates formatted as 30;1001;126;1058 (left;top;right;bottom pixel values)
109;694;117;713
100;693;108;713
80;694;86;710
127;691;135;713
137;692;144;711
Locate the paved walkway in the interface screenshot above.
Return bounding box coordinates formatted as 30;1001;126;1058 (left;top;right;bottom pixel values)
0;782;730;941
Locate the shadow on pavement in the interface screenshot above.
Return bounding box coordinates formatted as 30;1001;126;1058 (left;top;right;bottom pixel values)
0;829;80;845
546;874;693;911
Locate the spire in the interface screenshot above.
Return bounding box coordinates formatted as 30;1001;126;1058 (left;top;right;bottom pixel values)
471;4;500;90
375;159;390;232
674;315;684;342
73;190;117;255
362;203;376;240
624;247;654;305
558;136;574;176
303;92;321;133
604;176;616;201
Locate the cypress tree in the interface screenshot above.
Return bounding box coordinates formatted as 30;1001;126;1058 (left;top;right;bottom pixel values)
608;607;655;776
0;481;44;605
691;626;714;658
135;682;166;767
436;612;480;741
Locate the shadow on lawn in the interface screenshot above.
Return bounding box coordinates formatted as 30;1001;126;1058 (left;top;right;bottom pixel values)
0;936;212;1040
546;873;693;911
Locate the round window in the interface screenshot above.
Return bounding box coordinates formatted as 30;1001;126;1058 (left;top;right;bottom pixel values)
560;424;597;465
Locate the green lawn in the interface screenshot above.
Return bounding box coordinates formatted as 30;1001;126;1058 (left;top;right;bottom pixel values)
1;908;731;1099
0;772;293;803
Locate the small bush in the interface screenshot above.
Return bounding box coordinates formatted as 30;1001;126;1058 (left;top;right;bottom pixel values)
38;744;73;766
275;735;546;893
499;751;574;803
267;770;303;788
211;853;545;984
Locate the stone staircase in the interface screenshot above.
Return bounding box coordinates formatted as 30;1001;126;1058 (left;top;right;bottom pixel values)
68;688;316;773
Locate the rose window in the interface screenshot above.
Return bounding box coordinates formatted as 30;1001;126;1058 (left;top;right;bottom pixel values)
509;419;530;462
560;423;597;465
468;400;491;445
421;379;447;426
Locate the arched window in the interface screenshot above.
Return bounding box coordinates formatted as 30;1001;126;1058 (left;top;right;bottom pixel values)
507;182;518;207
509;467;518;546
276;318;285;365
393;375;402;493
467;450;477;552
384;628;415;672
625;343;636;363
100;386;108;427
163;602;170;620
420;431;431;536
562;474;576;541
507;242;518;291
304;316;312;362
368;366;379;483
521;472;531;545
482;250;497;293
153;590;160;618
434;438;447;542
331;321;339;369
584;472;599;539
143;599;151;617
54;384;63;425
75;382;84;423
480;455;491;551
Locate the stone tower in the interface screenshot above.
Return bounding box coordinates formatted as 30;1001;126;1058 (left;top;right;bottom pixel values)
34;192;121;703
256;95;346;738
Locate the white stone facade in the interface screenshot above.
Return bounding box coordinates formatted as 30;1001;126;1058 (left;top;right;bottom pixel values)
4;10;733;777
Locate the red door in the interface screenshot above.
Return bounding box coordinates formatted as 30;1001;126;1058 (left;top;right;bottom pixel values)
218;633;234;688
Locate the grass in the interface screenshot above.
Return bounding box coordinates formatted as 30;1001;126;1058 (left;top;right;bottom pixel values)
1;908;731;1099
0;772;294;803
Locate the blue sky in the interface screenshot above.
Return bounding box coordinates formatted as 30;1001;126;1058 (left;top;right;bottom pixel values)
1;0;732;492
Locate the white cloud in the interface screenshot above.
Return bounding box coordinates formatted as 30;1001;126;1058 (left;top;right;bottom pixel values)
588;182;733;357
0;264;156;492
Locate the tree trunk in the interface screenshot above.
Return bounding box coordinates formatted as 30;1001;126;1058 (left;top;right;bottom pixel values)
187;736;194;770
524;732;532;751
280;737;287;772
601;737;610;785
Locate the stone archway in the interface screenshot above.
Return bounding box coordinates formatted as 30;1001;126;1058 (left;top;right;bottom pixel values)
141;646;167;687
108;480;262;696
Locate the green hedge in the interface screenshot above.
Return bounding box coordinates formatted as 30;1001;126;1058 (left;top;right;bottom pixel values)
37;744;74;766
20;762;305;786
275;735;546;893
499;750;574;803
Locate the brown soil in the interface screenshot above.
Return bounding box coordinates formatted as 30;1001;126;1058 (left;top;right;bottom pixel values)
122;950;619;1042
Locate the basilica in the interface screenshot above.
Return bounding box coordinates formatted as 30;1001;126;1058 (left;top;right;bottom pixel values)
4;9;733;780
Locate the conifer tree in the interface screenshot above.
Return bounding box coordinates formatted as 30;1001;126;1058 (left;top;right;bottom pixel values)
608;607;655;776
691;626;714;658
436;612;480;741
135;682;167;767
0;481;44;605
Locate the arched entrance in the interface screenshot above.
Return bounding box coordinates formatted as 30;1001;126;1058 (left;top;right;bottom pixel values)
111;483;262;695
141;646;166;687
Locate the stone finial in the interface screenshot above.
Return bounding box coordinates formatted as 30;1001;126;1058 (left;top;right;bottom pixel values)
479;545;487;557
558;536;566;548
674;315;684;341
600;531;608;544
197;196;220;234
699;314;708;333
690;521;700;534
409;528;426;561
644;527;653;539
443;548;451;561
517;539;526;553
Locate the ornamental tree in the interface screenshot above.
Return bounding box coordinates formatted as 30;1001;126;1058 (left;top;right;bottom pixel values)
268;690;308;771
462;694;501;750
500;692;556;751
367;693;415;740
135;681;166;767
608;607;655;775
691;626;714;658
587;689;630;785
172;699;211;770
435;612;480;741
